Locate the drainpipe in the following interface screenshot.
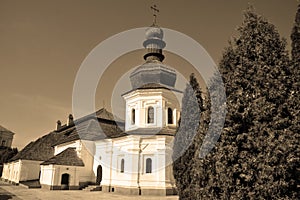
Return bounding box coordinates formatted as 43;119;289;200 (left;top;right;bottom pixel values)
137;137;142;195
109;140;113;192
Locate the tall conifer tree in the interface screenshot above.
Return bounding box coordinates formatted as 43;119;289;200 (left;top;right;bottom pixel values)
185;7;298;199
172;73;203;199
291;4;300;63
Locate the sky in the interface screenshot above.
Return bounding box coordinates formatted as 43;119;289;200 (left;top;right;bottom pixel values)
0;0;298;149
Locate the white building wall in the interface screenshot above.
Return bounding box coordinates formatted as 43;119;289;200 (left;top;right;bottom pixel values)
2;160;42;183
40;164;82;187
123;89;181;131
53;140;95;184
19;160;42;182
94;135;176;191
40;165;54;185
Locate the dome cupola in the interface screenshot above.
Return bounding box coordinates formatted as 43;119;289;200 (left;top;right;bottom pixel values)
129;5;177;90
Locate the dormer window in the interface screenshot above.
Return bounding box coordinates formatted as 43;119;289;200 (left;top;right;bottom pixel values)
131;108;136;125
147;106;154;124
168;108;173;124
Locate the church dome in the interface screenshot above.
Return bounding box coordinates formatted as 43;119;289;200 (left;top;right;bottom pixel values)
130;24;176;90
145;26;164;39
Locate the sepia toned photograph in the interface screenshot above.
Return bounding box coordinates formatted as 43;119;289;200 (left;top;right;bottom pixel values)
0;1;299;199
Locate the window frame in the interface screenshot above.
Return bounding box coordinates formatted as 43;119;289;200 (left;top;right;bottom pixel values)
147;106;155;124
167;107;173;124
120;158;125;173
131;108;136;125
145;158;152;174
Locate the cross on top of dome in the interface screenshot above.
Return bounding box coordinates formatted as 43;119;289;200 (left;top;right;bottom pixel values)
151;4;159;26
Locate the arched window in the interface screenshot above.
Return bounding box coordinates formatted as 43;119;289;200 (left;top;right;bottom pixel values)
147;106;154;124
168;108;173;124
120;159;125;173
146;158;152;173
131;108;135;125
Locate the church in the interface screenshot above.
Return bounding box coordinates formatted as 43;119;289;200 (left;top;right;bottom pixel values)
2;13;182;196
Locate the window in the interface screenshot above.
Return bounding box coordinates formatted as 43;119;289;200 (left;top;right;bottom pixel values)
147;106;154;124
168;108;173;124
131;108;135;125
146;158;152;173
1;140;6;146
120;159;125;173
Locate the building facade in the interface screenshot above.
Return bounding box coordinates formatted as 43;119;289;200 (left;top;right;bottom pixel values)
0;125;14;148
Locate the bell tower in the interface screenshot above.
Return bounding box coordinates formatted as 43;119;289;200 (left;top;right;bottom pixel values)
122;8;181;132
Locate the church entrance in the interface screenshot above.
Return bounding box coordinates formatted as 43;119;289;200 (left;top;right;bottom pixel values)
96;165;102;185
61;173;70;190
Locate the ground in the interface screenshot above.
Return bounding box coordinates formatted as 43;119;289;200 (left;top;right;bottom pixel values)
0;180;179;200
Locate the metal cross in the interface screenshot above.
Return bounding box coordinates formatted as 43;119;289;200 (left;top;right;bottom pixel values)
150;4;159;25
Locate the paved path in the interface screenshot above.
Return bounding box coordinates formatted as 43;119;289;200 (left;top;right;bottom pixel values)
0;181;179;200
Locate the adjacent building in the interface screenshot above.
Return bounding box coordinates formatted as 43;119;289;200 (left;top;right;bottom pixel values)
0;125;14;148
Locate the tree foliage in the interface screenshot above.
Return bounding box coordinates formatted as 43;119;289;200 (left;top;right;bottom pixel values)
172;73;204;199
174;6;299;199
0;146;18;176
0;146;18;164
291;4;300;64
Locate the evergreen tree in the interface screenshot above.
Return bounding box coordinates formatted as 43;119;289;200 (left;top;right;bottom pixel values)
172;73;203;199
291;4;300;63
187;7;298;199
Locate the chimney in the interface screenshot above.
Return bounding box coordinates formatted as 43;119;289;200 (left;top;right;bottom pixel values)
67;114;74;126
56;120;61;130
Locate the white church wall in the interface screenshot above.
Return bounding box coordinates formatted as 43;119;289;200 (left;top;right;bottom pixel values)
78;140;95;183
1;160;41;183
123;89;181;131
110;136;140;187
54;140;95;184
54;140;80;155
94;134;176;193
40;164;82;190
139;137;166;187
1;163;10;180
40;165;54;186
9;161;21;183
93;139;113;187
19;160;42;182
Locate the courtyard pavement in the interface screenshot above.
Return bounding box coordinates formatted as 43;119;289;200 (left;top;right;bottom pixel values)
0;180;179;200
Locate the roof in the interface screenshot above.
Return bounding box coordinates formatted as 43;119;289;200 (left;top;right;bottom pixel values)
52;109;124;146
95;108;123;122
122;83;182;96
122;126;177;137
0;125;15;135
9;131;65;162
41;147;84;166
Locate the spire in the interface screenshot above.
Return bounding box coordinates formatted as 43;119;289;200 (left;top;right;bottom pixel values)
143;4;165;62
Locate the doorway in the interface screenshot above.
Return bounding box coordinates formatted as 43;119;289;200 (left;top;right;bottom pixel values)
96;165;102;185
61;173;70;190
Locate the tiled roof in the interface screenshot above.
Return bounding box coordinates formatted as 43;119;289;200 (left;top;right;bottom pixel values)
41;147;84;166
95;108;123;122
9;131;65;162
52;109;124;146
